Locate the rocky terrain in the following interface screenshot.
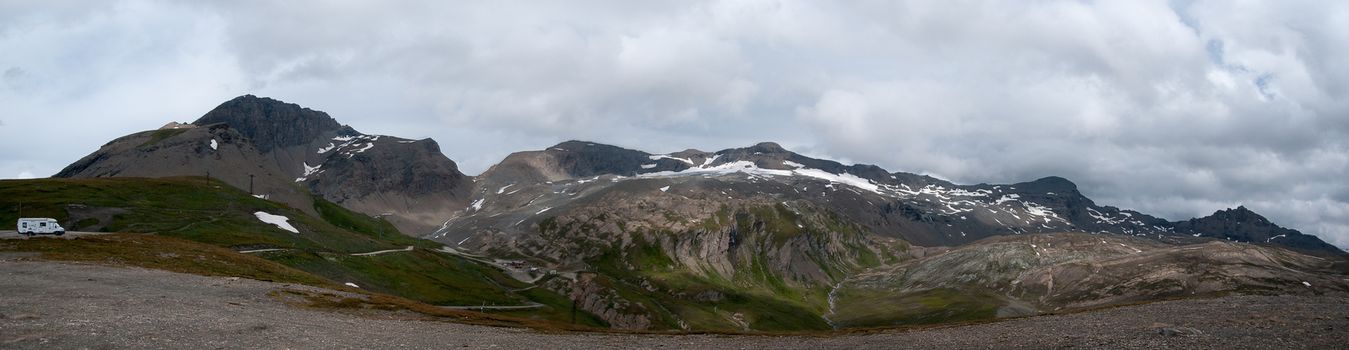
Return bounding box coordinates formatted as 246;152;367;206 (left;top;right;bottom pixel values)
37;96;1349;334
430;140;1348;330
3;260;1347;350
455;140;1343;255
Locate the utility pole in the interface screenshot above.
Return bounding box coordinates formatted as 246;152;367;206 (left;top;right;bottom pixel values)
205;170;211;187
248;174;255;195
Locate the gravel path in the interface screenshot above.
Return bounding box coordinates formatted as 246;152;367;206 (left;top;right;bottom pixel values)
0;231;110;240
349;246;415;256
2;260;1346;349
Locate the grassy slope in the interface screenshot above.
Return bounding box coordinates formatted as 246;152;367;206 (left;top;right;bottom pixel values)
0;233;332;287
829;287;1002;327
0;177;417;252
0;177;600;326
0;233;593;331
563;203;894;331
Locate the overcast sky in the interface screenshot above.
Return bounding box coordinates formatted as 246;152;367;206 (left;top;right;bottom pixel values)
2;0;1346;249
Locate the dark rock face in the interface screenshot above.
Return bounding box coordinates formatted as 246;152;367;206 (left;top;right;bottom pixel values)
304;137;472;233
1173;207;1344;256
194;95;342;152
545;141;658;178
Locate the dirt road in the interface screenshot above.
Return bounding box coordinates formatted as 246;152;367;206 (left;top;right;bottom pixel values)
2;259;1347;349
0;230;109;240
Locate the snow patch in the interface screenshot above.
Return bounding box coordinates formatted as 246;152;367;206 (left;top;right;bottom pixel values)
1020;201;1063;222
345;142;375;158
1087;208;1124;225
648;154;696;165
209;139;218;150
640;160;882;194
467;198;485;212
994;194;1021;205
497;184;514;194
640;164;658;169
254;212;298;233
701;154;721;167
319;134;379;155
344;282;360;288
659;186;670;192
295;162;323;182
317;143;337;153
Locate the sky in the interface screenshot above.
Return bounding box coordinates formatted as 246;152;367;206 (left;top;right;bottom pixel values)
1;0;1347;249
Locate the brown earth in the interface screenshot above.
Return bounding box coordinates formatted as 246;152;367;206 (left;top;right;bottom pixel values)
2;259;1346;349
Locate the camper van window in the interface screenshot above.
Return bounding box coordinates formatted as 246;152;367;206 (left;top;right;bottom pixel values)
40;222;47;227
21;222;27;228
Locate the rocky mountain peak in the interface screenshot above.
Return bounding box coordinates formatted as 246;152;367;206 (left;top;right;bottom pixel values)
1206;206;1270;225
549;140;635;154
193;95;343;152
1016;176;1079;194
748;141;787;154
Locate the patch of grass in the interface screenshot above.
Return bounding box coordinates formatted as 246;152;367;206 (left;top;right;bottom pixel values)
139;129;188;148
0;177;409;253
312;197;407;242
273;249;527;306
498;286;611;328
0;233;331;287
830;287;1002;328
272;288;602;331
72;217;100;230
639;270;833;331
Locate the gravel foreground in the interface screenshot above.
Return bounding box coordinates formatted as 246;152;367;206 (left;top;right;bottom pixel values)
2;260;1347;349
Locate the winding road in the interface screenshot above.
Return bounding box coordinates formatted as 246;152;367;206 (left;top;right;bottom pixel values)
0;230;110;240
349;246;415;256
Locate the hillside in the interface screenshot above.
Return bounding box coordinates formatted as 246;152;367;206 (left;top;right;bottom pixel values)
34;96;1349;332
5;261;1348;349
462;141;1344;255
55;95;473;234
427;140;1349;329
0;177;603;326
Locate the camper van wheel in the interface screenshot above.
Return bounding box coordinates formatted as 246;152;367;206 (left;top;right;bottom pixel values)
55;231;66;236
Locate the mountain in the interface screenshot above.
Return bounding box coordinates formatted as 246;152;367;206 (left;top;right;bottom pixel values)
427;140;1347;330
46;96;1349;332
0;176;598;326
55;95;473;234
830;232;1346;327
453;140;1342;256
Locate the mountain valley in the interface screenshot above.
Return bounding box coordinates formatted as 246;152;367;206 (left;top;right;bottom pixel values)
6;95;1347;334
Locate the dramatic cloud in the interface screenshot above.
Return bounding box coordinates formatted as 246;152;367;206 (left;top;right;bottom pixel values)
1;0;1346;249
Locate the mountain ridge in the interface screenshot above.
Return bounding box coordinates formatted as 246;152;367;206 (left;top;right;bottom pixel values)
461;139;1343;256
37;95;1349;332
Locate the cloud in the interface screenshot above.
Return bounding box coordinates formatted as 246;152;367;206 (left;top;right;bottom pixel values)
0;0;1346;249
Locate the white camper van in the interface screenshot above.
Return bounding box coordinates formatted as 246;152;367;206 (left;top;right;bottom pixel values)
17;218;65;236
